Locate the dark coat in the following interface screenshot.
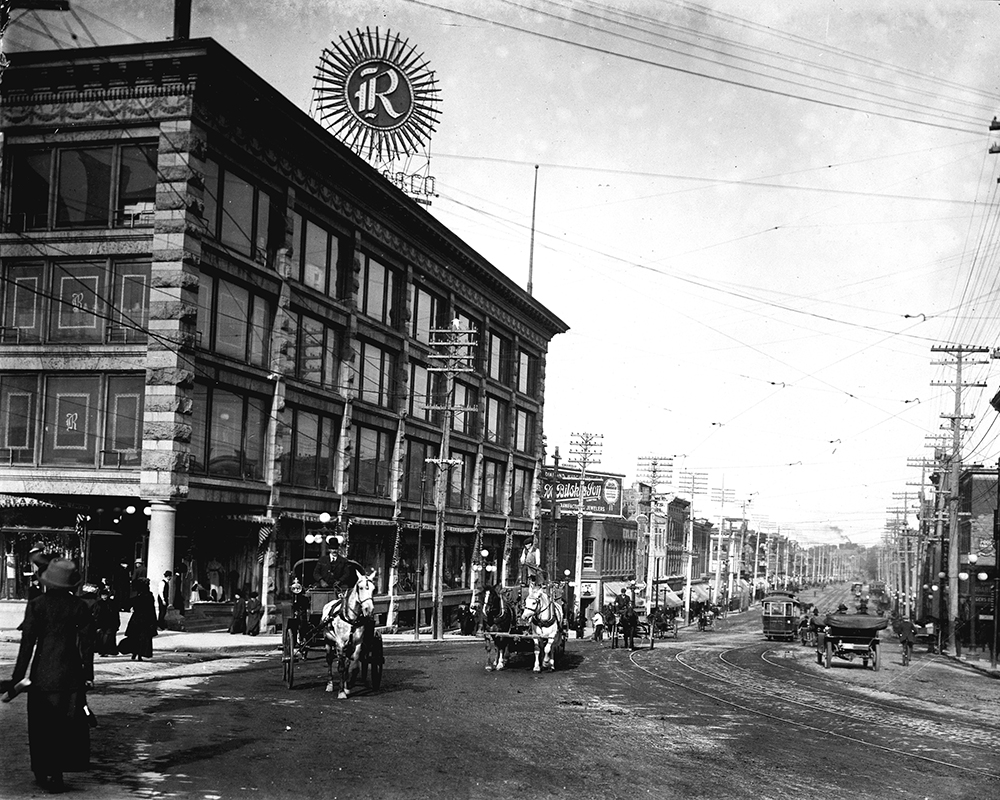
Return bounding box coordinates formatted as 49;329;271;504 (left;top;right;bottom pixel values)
245;596;262;635
229;596;247;634
12;590;94;690
312;554;361;590
121;588;157;658
10;589;95;777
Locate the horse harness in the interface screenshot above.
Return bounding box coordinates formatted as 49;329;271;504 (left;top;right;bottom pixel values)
526;592;558;628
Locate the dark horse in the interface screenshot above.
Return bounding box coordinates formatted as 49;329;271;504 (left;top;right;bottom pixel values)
477;584;516;671
616;606;640;650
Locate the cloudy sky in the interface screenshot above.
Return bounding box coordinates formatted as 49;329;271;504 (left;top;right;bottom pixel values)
8;1;1000;547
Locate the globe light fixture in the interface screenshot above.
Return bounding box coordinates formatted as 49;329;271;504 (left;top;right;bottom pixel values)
968;553;979;565
318;512;332;524
959;572;970;582
978;572;989;582
931;584;939;592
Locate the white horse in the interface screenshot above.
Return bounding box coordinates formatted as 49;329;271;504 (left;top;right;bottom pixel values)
520;584;564;672
320;569;376;698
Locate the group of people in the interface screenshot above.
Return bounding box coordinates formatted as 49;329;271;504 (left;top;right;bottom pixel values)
228;590;263;635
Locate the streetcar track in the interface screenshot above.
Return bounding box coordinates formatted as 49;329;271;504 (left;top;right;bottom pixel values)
623;646;1000;780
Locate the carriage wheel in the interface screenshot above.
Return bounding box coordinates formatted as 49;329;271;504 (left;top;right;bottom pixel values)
816;648;823;666
824;640;833;669
871;645;880;672
282;627;295;689
369;661;383;690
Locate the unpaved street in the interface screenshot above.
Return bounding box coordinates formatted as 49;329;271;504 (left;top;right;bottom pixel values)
1;604;997;800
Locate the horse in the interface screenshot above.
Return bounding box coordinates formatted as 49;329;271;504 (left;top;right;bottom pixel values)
520;584;564;672
320;569;377;698
477;584;517;671
617;606;640;650
603;604;618;646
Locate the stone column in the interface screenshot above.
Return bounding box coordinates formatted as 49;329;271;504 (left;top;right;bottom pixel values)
147;500;177;623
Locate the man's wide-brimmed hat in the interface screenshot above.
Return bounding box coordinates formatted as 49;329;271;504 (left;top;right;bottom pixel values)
40;558;82;590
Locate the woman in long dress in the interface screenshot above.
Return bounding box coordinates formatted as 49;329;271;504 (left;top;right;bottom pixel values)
123;580;156;661
245;591;262;636
229;591;246;634
4;558;95;791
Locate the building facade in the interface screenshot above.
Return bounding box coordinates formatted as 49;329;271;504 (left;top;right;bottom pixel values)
0;38;568;629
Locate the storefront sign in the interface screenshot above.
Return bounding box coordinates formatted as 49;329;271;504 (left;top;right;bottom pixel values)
542;474;624;516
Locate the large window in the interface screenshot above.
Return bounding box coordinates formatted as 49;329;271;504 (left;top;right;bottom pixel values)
360;253;399;326
5;142;157;231
512;466;532;516
447;450;476;510
351;424;392;497
197;272;273;366
294;313;340;389
292;212;342;299
189;384;268;479
485;395;509;445
1;260;151;344
584;538;596;570
514;409;535;453
357;340;396;408
202;158;270;264
405;438;438;502
0;373;144;468
452;381;478;436
487;330;510;384
517;349;537;396
281;407;341;489
410;283;444;343
481;458;507;513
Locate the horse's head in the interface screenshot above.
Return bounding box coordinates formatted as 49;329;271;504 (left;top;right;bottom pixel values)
521;586;542;622
350;569;376;618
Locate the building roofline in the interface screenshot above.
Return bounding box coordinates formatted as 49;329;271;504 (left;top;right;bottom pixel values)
4;37;569;338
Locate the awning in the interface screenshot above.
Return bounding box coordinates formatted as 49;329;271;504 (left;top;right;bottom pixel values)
660;588;683;608
602;580;632;603
689;583;712;603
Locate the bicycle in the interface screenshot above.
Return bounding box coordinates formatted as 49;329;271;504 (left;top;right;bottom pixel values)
901;638;913;666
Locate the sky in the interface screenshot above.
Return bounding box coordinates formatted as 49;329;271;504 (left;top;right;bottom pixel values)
7;0;1000;548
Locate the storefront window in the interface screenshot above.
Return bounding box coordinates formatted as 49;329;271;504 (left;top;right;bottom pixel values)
49;263;102;342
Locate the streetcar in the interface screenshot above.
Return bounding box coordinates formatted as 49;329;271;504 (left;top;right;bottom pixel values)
761;591;801;641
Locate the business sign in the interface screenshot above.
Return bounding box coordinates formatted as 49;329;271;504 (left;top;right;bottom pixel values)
313;28;441;168
542;473;624;517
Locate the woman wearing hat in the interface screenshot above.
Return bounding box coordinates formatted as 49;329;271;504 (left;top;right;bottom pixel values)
4;557;95;791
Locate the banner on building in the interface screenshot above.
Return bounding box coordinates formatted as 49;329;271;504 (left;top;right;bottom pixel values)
541;473;624;517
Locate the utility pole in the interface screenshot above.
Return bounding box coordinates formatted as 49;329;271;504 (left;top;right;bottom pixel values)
636;455;674;606
710;483;735;602
931;344;988;655
568;432;602;622
679;469;708;623
544;445;561;585
426;320;478;640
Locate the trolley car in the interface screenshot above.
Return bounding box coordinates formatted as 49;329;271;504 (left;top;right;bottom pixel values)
761;591;801;641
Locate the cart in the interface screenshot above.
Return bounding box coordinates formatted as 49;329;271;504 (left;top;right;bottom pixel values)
816;613;888;671
280;590;384;690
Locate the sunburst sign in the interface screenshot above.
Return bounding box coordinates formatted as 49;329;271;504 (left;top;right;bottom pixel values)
314;28;441;167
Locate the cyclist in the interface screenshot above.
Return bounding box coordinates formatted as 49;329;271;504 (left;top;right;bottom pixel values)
898;617;916;666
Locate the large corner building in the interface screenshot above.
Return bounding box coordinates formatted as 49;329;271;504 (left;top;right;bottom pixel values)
0;37;568;629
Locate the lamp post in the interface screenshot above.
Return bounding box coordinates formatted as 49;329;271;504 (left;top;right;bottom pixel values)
415;470;427;641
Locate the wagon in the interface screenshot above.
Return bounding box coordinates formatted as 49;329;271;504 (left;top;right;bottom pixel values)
816;613;888;671
280;590;384;690
484;619;568;665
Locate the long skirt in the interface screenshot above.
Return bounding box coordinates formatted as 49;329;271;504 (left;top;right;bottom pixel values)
27;690;89;775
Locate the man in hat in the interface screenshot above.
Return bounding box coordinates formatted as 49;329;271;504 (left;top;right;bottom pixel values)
519;537;540;585
25;544;50;602
4;558;94;791
312;537;360;595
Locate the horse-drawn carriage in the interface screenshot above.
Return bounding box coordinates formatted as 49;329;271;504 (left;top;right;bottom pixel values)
816;612;887;671
607;605;654;650
649;609;678;639
280;570;385;696
477;582;567;671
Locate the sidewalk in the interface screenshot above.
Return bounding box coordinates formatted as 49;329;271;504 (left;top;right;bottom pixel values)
0;625;484;656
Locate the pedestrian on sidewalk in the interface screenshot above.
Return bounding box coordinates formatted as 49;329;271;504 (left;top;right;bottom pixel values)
2;557;95;793
120;579;156;661
229;590;247;635
245;591;262;636
93;587;120;656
